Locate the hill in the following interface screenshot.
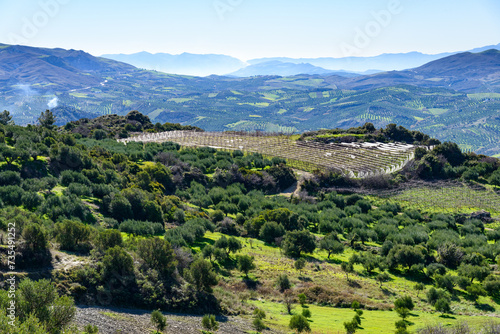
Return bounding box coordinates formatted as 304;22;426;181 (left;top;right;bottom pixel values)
0;117;499;333
101;51;247;77
0;43;136;90
339;49;500;92
2;44;500;155
227;60;360;77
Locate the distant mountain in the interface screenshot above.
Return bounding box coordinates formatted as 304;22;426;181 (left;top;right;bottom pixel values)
227;61;360;78
0;43;136;90
337;49;500;92
101;52;247;77
248;43;500;73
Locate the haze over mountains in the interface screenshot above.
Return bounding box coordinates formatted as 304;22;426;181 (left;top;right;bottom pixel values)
102;43;500;77
1;43;500;155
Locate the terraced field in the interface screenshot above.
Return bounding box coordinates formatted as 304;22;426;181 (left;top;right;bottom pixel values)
119;131;416;177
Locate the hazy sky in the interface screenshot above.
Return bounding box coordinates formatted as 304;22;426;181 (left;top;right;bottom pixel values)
0;0;499;60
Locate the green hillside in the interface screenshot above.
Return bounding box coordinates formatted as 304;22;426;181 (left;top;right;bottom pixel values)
0;113;499;333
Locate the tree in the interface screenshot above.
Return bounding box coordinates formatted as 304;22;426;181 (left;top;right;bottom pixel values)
237;255;256;278
387;244;425;270
434;298;451;315
95;229;123;251
396;307;410;321
458;264;490;284
301;308;311;318
414;283;425;297
38;110;56;129
22;224;47;252
281;230;316;258
252;309;267;331
344;320;358;334
259;221;286;244
298;293;307;307
187;258;218;292
376;272;390;287
102;246;134;279
466;284;486;303
395;296;413;322
214;235;242;257
294;258;306;273
319;234;344;259
0;110;13;125
16;279;76;333
341;262;354;281
201;314;219;332
138;238;177;279
54;220;91;252
289;314;311;333
150;310;167;333
275;274;291;292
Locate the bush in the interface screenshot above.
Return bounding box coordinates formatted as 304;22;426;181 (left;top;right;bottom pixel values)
434;298;451;314
201;314;219;332
281;230;316;258
16;278;76;333
119;219;164;236
101;246;134;280
301;308;311;318
236;255;256;277
187;258;218;292
289;314;311;333
83;324;99;334
54;220;92;252
138;237;177;278
276;274;291;292
150;309;167;332
259;221;285;244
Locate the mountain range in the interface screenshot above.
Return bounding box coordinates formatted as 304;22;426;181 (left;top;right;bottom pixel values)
101;52;246;77
1;43;500;155
102;43;500;77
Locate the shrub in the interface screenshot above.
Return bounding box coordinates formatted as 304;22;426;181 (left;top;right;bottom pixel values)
301;308;312;318
150;310;167;333
119;219;164;236
281;230;316;258
101;246;134;279
434;298;451;314
187;258;218;293
259;221;285;244
276;274;291;292
16;278;76;333
54;220;92;252
289;314;311;333
138;237;177;278
236;255;256;277
201;314;219;332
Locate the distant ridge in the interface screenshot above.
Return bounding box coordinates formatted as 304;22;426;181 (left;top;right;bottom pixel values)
227;61;360;78
101;52;246;77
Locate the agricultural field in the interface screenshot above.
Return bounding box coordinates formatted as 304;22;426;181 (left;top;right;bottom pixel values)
119;131;416;177
4;72;500;156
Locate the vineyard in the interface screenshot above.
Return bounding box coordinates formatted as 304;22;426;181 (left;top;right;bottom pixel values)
118;131;416;177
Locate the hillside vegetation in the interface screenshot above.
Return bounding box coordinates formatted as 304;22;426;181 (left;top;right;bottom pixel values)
0;111;499;334
2;44;500;155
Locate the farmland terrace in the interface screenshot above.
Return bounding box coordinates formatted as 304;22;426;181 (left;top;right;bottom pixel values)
118;131;417;178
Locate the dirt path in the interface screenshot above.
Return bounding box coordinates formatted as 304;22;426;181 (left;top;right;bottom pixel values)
278;170;314;197
74;306;276;334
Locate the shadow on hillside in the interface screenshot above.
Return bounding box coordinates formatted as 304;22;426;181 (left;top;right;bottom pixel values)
475;303;495;312
243;278;261;290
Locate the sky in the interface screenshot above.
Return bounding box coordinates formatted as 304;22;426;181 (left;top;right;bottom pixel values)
0;0;499;61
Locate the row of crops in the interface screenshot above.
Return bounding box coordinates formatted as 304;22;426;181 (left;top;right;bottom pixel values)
118;131;417;178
